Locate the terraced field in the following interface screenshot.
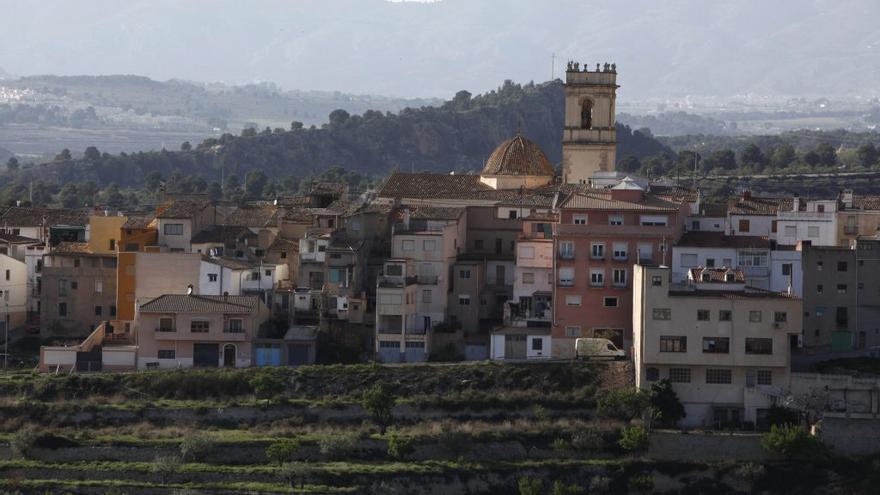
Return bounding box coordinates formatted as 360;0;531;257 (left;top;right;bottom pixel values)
0;362;875;494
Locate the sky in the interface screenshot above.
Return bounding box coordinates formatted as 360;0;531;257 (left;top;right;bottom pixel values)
0;0;878;100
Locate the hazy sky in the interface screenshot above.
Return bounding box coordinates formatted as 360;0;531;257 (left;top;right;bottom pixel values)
1;0;878;99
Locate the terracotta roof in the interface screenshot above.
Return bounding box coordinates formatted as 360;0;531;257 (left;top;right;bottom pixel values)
689;267;745;283
268;236;299;254
222;205;280;228
51;242;95;255
676;232;770;249
156;200;212;219
191;225;256;245
651;185;698;203
379;172;489;199
0;207;89;227
408;206;465;221
202;256;256;270
728;196;792;216
283;208;315;223
481;134;554;177
559;190;683;211
123;215;155;229
139;294;260;314
691;203;728;217
850;196;880;211
0;233;40;244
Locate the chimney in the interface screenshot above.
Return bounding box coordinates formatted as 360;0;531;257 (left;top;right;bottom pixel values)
842;189;854;209
792;193;801;212
223;291;229;302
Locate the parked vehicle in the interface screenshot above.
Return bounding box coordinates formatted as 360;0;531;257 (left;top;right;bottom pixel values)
575;338;625;360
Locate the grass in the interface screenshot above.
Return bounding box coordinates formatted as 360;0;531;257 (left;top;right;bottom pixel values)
0;477;355;494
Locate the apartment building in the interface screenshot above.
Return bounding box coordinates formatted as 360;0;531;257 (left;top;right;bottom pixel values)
136;294;268;369
155;199;217;252
776;197;838;247
552;180;690;357
633;265;802;429
0;206;88;244
837;191;880;247
800;242;858;350
727;191;791;239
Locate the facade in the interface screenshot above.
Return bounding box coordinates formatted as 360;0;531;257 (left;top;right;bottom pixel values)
561;61;618;184
775;197;838;247
727;191;791;239
0;253;28;329
552;183;690;357
672;232;772;289
136;294;268;369
633;265;801;428
837;191;880;247
155;200;216;252
800;243;858;351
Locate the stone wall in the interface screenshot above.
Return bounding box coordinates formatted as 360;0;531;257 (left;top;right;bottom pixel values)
647;431;768;461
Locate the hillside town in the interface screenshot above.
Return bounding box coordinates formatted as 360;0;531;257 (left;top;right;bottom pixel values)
0;64;872;437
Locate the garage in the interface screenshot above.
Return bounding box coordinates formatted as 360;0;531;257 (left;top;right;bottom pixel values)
193;343;220;367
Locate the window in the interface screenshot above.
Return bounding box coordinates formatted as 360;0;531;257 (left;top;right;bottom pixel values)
522;272;535;285
591;243;605;259
703;337;730;353
95;279;103;293
817;284;824;294
836;307;848;326
669;368;691;383
782;263;792;276
706;369;732;384
164;223;184;235
402;240;414;251
640;215;668;226
208;273;218;282
612;243;628;260
608;215;624;226
531;338;543;351
757;370;772;385
564;326;582;337
423;240;436;251
749;310;762;322
422;289;432;303
837;284;847;294
784;225;797;237
706;258;715;268
559;267;574;286
280;251;287;259
251;271;260;280
590;269;605;287
646;367;660;382
474;240;484;250
254;249;264;257
652;308;671;320
379;294;402;305
719;310;732;321
774;312;787;323
58;302;67;317
660;336;687;352
603;297;618;307
460;269;471;279
329;269;343;284
265;269;272;277
738;219;750;232
227;319;243;333
613;269;627;287
158;318;174;332
807;226;819;238
838;261;848;272
817;204;825;213
508;210;518;219
565;295;582;306
680;253;698;268
94;306;102;316
651;276;663;287
191;321;210;333
573;215;587;225
458;295;470;305
74;258;80;268
158;350;176;359
110;305;116;317
745;338;773;355
3;269;7;281
559;241;574;259
697;309;710;321
738;250;768;268
519;246;535;259
71;281;78;290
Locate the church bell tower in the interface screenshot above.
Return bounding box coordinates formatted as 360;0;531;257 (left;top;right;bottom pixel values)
561;61;618;185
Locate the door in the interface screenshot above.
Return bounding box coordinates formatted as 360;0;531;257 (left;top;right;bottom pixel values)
495;265;506;285
504;334;527;359
288;344;311;366
193;343;220;367
404;342;426;362
255;344;282;366
223;344;236;367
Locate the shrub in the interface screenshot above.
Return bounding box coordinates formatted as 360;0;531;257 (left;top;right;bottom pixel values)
649;379;685;427
266;438;301;465
551;437;570;451
152;455;179;484
764;406;799;429
518;477;543;495
279;461;310;490
179;434;215;462
761;424;826;460
437;428;471;459
618;425;649;452
387;434;414;461
319;433;359;460
362;383;396;434
250;371;286;407
734;462;766;482
570;428;604;453
9;427;37;459
589;475;611;493
597;387;648;420
532;404;550;421
628;473;654;492
552;480;583;495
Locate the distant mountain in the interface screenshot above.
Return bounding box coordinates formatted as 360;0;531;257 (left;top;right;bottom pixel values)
0;67;10;80
0;146;11;163
9;80;669;188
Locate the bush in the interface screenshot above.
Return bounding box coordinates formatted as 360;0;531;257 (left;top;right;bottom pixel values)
761;424;826;460
589;476;611;493
387;434;414;461
597;387;648;420
9;427;37;459
518;477;543;495
179;434;215;462
628;473;654;492
152;455;179;484
552;480;583;495
734;462;766;482
551;437;570;451
618;426;649;452
362;383;396;434
250;371;286;406
570;428;604;453
279;461;310;490
649;379;686;427
319;433;359;460
266;438;301;465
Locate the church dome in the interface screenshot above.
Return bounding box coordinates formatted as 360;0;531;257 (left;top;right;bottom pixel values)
481;134;554;177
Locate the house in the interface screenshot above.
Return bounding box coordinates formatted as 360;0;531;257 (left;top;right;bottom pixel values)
687;202;728;233
253;325;318;367
0;233;44;326
375;259;421;362
727;191;791;238
837;191;880;247
136;294;269;369
552;180;690;358
155;199;216;252
633;265;802;429
0;252;28;329
775;197;838;247
672;232;773;289
0;206;88;245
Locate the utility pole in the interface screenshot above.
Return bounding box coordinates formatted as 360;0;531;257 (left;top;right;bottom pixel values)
551;52;555;80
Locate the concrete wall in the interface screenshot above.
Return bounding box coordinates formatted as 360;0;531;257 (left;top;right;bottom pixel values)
647;431;767;461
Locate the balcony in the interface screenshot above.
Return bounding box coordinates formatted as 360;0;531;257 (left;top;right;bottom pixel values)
777;211;835;221
558;251;575;260
405;327;427;335
558;279;574;287
416;275;439;285
378;275;417;288
154;328;247;341
156;327;176;333
223;326;246;334
739;266;770;278
844;226;859;235
556;223;676;237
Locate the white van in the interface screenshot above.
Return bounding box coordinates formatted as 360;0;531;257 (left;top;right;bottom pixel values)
575;338;625;360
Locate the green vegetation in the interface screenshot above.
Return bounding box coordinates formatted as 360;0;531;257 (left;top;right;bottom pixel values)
618;426;650;453
386;434;414;461
597;387;648;421
362;383;396;434
266;439;302;465
648;379;686;428
761;424;827;460
179;434;216;462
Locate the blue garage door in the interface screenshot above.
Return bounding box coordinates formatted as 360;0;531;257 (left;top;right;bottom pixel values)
255;344;282;367
378;341;402;363
405;341;426;362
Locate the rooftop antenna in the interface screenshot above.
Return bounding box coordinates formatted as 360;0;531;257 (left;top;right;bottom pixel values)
551;52;555;80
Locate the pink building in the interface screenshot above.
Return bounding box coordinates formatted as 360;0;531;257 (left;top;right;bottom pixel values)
552;181;691;357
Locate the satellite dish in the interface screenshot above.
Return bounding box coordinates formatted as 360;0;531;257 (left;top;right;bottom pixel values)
186;285;193;295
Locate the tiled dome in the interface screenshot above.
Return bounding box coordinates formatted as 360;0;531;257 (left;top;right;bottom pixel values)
481;134;554;177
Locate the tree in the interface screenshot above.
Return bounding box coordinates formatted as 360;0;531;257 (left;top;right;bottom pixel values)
815;143;837;167
761;424;826;460
597;387;649;421
552;480;583;495
518;477;543;495
55;148;72;161
280;461;310;492
617;155;642;174
266;439;301;465
100;183;124;206
290;121;304;131
224;174;243;200
250;371;286;408
179;434;215;462
58;183;80;208
857;143;879;168
770;144;797;169
649;379;685;427
387;434;414;461
705;149;737;171
618;425;649;452
180;141;192;151
362;383;396;434
328;109;350;128
245;169;268;199
740;144;767;169
145;171;163;192
6;157;19;172
83;146;101;161
207;181;223;202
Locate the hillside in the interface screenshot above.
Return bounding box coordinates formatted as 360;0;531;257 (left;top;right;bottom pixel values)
8;80;669;189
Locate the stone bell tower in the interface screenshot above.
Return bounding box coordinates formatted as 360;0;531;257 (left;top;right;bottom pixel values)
561;61;619;185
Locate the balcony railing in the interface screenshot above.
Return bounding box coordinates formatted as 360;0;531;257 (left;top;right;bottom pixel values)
844;226;859;235
223;326;246;334
558;280;574;287
558;251;575;260
156;327;176;333
405;327;427;335
416;275;438;285
378;275;417;288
